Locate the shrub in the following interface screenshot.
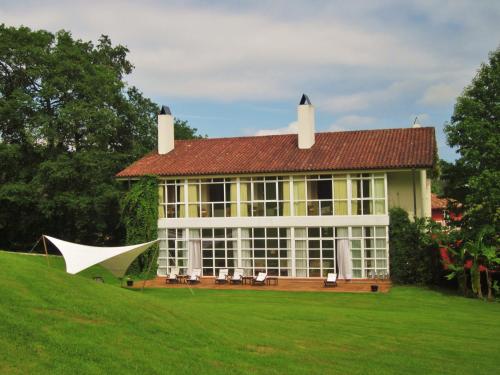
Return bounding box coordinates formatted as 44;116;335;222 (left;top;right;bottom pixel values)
389;208;438;284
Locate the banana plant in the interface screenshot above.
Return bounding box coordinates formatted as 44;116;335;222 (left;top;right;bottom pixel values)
481;245;500;300
445;243;468;296
462;227;498;300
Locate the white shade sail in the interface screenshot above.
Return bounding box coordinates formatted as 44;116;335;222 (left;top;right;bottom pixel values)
44;235;158;277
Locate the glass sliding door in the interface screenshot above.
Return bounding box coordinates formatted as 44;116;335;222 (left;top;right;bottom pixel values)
294;227;335;277
241;227;291;276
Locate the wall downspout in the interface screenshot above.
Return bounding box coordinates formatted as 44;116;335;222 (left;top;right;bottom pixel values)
412;168;417;219
419;169;427;218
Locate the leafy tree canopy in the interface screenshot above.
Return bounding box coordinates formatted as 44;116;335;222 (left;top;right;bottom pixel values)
444;46;500;236
0;25;201;250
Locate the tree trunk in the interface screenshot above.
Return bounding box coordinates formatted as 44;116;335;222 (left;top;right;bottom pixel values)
471;262;483;299
486;270;493;301
459;271;468;296
474;270;483;299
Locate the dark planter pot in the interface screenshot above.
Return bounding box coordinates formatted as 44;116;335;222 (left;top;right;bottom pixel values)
126;280;134;287
371;284;379;292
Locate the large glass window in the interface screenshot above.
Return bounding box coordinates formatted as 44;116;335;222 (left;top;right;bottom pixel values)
240;177;290;217
294;174;375;216
157;228;187;275
293;176;306;216
351;226;388;278
187;178;237;218
295;227;336;277
333;175;348;215
159;173;386;219
199;228;237;276
241;227;291;276
158;225;389;279
158;180;184;218
306;175;333;215
351;174;386;215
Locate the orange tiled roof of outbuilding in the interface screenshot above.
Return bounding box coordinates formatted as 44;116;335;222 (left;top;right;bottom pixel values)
431;193;449;210
116;127;436;178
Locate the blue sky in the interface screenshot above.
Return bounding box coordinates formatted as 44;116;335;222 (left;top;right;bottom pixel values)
2;0;500;160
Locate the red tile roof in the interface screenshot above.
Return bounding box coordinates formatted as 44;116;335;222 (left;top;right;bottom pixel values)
116;127;436;178
431;194;449;210
431;193;462;210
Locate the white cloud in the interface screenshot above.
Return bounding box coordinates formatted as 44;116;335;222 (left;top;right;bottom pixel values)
3;0;496;163
329;115;375;131
255;121;298;136
0;0;468;102
0;0;496;107
257;114;376;135
322;80;420;113
419;83;464;106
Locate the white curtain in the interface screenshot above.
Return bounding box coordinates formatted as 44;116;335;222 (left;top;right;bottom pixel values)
188;240;202;274
337;239;352;280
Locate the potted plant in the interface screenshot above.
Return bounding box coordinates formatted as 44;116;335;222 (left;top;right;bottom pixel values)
369;271;378;292
126;276;134;287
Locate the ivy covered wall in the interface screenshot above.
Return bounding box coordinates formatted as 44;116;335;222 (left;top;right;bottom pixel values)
121;176;159;276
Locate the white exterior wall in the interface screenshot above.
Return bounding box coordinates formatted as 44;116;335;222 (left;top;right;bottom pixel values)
157;172;391;279
155;170;431;279
159;215;388;229
387;169;431;218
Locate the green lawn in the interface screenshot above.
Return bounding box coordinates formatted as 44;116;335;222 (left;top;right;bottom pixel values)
1;251;499;375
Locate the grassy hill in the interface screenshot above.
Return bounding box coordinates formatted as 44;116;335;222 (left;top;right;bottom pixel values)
1;251;499;375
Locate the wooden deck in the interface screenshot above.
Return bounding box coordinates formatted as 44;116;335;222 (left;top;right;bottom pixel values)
135;277;392;293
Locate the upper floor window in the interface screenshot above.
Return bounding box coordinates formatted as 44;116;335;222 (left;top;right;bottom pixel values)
351;173;385;215
187;178;237;218
158;180;184;218
294;174;349;216
240;176;290;217
159;173;386;219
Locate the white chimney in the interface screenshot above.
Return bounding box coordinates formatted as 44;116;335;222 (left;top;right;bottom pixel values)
297;94;315;149
158;105;174;154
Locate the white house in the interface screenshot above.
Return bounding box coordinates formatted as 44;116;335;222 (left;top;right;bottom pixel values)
117;95;435;279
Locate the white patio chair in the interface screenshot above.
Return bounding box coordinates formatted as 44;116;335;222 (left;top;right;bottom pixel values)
187;268;201;284
324;273;337;287
215;268;229;284
252;272;267;286
230;268;244;284
167;267;179;284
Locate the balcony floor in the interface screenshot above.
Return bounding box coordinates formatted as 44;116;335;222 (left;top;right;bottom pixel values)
134;277;392;293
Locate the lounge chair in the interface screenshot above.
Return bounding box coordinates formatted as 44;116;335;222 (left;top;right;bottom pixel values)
324;273;337;287
215;268;228;284
167;267;179;284
252;272;267;286
187;268;201;284
230;268;244;284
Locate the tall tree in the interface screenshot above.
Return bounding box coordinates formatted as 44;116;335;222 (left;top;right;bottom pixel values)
444;46;500;236
0;25;201;250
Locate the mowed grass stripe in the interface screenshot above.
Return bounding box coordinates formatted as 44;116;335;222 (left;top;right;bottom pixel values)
0;251;499;375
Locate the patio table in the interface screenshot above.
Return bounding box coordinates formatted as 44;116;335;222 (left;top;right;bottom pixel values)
266;277;279;286
242;276;254;285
